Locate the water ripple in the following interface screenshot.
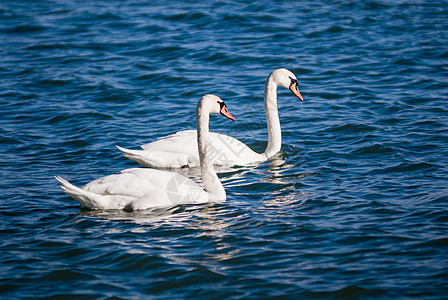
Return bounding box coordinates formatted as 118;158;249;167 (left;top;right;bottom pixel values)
1;0;448;298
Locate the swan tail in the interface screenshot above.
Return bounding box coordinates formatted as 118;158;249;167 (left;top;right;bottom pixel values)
116;145;154;166
116;145;144;159
55;176;107;209
116;145;190;168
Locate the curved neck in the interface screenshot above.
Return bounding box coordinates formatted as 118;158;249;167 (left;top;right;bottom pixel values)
263;77;281;158
197;110;226;201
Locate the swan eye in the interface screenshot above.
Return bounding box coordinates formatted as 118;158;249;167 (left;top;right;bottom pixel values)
218;101;225;109
289;77;298;87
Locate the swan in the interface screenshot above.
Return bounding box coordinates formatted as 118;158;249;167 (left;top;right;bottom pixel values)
117;68;303;168
55;94;235;210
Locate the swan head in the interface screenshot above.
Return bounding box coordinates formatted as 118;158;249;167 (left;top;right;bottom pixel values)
270;68;304;101
198;94;236;121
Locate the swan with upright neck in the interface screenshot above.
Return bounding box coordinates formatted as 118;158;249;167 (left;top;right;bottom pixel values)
55;95;235;210
117;68;303;168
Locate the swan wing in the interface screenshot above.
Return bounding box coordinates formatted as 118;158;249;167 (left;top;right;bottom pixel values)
118;130;199;168
57;168;208;210
55;176;134;210
119;130;265;168
141;130;198;152
207;132;266;166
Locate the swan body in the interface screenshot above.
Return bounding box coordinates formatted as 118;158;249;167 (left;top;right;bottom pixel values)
118;68;303;168
55;168;208;210
117;130;265;168
56;95;235;210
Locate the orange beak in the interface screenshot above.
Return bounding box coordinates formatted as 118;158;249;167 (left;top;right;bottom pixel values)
289;81;304;102
220;103;236;121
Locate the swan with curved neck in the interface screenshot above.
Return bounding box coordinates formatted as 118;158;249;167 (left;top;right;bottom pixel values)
117;68;303;168
55;95;235;210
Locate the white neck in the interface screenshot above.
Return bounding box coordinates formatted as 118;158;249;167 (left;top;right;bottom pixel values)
197;109;226;201
263;77;282;158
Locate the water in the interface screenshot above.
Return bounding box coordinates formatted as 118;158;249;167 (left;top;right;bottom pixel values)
1;0;447;298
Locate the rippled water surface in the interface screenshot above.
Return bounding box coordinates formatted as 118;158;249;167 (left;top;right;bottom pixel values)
1;0;448;298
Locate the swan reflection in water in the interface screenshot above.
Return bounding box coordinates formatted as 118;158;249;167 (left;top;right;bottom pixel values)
80;202;241;267
260;153;313;208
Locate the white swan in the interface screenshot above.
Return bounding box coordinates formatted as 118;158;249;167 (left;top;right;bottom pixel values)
117;68;303;168
55;94;235;210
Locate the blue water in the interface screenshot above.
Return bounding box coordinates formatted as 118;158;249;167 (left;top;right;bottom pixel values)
1;0;448;298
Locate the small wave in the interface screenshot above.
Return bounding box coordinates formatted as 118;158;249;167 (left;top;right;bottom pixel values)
38;79;72;87
40;269;97;281
305;25;347;38
3;24;47;34
303;285;386;298
376;162;437;174
350;143;395;155
327;123;377;133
